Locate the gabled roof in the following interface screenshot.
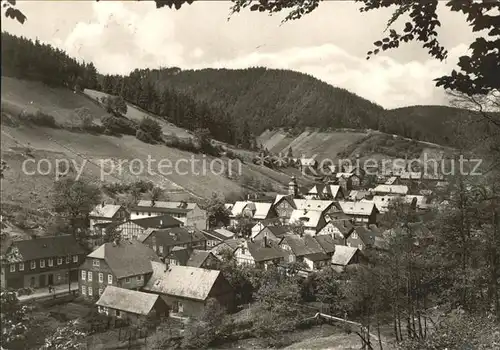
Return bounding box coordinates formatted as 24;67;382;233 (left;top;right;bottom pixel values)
129;214;182;229
87;241;159;279
314;235;337;254
289;209;324;229
213;228;236;239
202;230;230;242
308;184;325;195
273;194;295;206
304;252;331;261
293;199;334;212
96;286;159;315
265;225;291;238
351;226;378;246
8;235;85;262
142;227;207;247
230;201;252;217
372;185;409;195
331;246;359;266
385;176;398;185
166;247;191;265
136;200;197;210
253;202;273;220
144;262;222;301
323;185;342;198
347;190;370;201
209;238;246;257
90;204;123;219
280;235;324;257
338;201;377;216
246;240;286;262
331;220;355;236
366;195;395;213
186;250;217;268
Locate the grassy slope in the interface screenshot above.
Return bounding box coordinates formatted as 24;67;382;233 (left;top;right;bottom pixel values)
1;77;314;213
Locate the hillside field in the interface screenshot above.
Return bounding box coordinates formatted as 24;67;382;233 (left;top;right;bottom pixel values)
1;77;314;216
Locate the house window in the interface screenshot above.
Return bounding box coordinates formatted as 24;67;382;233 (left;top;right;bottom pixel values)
153;245;157;252
125;277;130;283
358;244;363;250
241;248;246;255
40;259;45;268
93;259;100;267
81;285;86;295
108;274;113;284
81;270;86;281
88;287;93;296
136;212;139;215
159;246;163;254
116;310;121;317
19;263;24;271
136;275;142;281
10;264;15;272
88;271;93;281
31;261;36;269
48;259;53;267
99;288;103;295
351;232;358;239
57;274;61;282
169;259;177;266
73;255;78;263
66;256;70;264
99;273;103;283
57;257;62;265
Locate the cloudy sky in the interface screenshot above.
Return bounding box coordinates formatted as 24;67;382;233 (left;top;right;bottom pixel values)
2;1;475;109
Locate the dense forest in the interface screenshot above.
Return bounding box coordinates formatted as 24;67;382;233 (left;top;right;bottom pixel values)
0;31;473;148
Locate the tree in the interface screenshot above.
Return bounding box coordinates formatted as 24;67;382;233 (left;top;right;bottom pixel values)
103;224;122;243
148;186;163;206
42;320;87;350
138;117;163;141
74;107;94;128
205;192;231;228
52;178;101;234
233;214;254;237
0;289;32;348
103;95;128;115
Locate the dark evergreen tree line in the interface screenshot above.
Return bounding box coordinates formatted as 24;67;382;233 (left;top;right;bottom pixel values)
1;32;98;91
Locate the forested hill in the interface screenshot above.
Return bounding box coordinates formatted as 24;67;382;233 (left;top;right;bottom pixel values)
2;31;470;148
126;67;471;146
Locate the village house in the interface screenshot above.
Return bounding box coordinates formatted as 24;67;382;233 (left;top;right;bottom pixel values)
347;190;371;202
164;247;192;266
289;209;327;236
336;173;362;192
253;225;290;242
209;238;246;260
113;214;183;241
202;228;235;249
186;250;221;269
144;263;235;317
229;201;276;226
89;204;129;232
131;200;208;230
79;240;159;300
345;225;381;250
305;184;344;200
141;227;207;259
316;220;353;242
234;239;285;269
273;194;297;223
372;184;409;196
96;286;169;322
338;201;379;225
278;235;330;271
1;235;86;289
331;245;365;272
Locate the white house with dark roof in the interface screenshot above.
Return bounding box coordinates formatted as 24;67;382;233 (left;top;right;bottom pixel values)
289;209;327;236
229;201;276;226
338;201;379;225
331;245;364;272
89;204;129;231
131;201;208;230
372;184;409;196
144;263;235;317
79;240;159;299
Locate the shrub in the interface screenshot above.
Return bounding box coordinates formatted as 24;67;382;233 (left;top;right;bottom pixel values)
136;129;156;144
19;110;57;128
101;115;136;136
138;117;162;141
